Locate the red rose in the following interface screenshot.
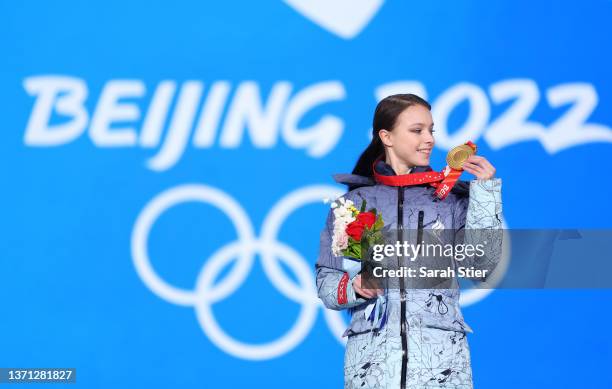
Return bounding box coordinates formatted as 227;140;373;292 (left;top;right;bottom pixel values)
346;220;366;241
357;212;376;228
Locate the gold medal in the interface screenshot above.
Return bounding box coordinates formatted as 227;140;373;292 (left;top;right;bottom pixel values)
446;144;475;170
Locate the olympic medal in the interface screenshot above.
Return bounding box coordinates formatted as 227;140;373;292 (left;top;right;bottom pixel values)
446;144;475;170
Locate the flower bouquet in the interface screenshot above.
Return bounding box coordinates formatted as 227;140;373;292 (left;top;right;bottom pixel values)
326;195;389;331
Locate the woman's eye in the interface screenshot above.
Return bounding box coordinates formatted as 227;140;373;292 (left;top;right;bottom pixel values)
410;128;434;134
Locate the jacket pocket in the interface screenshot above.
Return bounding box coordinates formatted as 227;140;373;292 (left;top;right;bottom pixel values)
342;304;371;338
419;314;474;334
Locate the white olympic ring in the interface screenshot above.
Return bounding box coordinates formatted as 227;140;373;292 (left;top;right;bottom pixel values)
131;184;347;360
131;183;507;360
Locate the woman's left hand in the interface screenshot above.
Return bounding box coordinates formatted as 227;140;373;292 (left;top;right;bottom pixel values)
462;155;496;180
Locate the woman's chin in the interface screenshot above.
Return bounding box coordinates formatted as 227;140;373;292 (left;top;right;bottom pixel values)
417;157;430;166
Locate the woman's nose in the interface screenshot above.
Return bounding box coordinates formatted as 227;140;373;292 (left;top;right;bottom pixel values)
422;131;435;144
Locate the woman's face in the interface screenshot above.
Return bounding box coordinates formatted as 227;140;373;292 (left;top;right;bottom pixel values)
380;104;435;167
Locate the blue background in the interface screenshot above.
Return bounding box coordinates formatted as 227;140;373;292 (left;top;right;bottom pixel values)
1;1;611;387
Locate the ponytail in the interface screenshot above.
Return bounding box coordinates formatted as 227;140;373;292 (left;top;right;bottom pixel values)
351;135;384;178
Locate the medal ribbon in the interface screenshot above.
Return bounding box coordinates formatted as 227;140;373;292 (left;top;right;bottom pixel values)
371;141;477;200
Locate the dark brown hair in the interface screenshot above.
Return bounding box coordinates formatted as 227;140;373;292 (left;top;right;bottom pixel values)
351;94;431;180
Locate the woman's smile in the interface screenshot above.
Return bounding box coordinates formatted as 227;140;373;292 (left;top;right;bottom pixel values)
417;147;432;156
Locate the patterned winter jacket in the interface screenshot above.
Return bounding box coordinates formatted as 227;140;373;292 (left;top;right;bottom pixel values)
315;160;503;337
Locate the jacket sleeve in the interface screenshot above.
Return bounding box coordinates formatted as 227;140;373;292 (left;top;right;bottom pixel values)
315;207;369;311
453;178;503;282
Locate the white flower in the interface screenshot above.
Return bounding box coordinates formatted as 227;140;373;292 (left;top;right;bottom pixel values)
329;198;356;257
336;232;349;249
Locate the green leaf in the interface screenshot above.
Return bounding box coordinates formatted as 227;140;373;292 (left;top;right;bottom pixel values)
359;194;367;213
343;240;364;261
373;214;384;230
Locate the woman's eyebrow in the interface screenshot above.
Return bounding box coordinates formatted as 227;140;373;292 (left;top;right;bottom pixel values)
409;122;434;127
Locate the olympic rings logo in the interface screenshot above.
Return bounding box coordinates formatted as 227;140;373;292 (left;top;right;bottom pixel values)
130;184;504;360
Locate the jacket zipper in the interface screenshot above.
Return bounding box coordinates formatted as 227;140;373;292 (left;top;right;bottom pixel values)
398;185;425;389
398;186;408;389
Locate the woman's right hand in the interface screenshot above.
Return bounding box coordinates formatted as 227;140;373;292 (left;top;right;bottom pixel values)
352;273;384;299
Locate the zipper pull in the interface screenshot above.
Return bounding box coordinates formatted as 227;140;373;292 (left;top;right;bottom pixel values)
417;210;425;245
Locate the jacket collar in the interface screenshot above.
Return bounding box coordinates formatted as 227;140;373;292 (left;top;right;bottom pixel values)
332;158;469;196
374;159;433;176
332;159;434;186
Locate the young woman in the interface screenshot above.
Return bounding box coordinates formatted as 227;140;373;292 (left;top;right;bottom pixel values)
315;94;502;389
